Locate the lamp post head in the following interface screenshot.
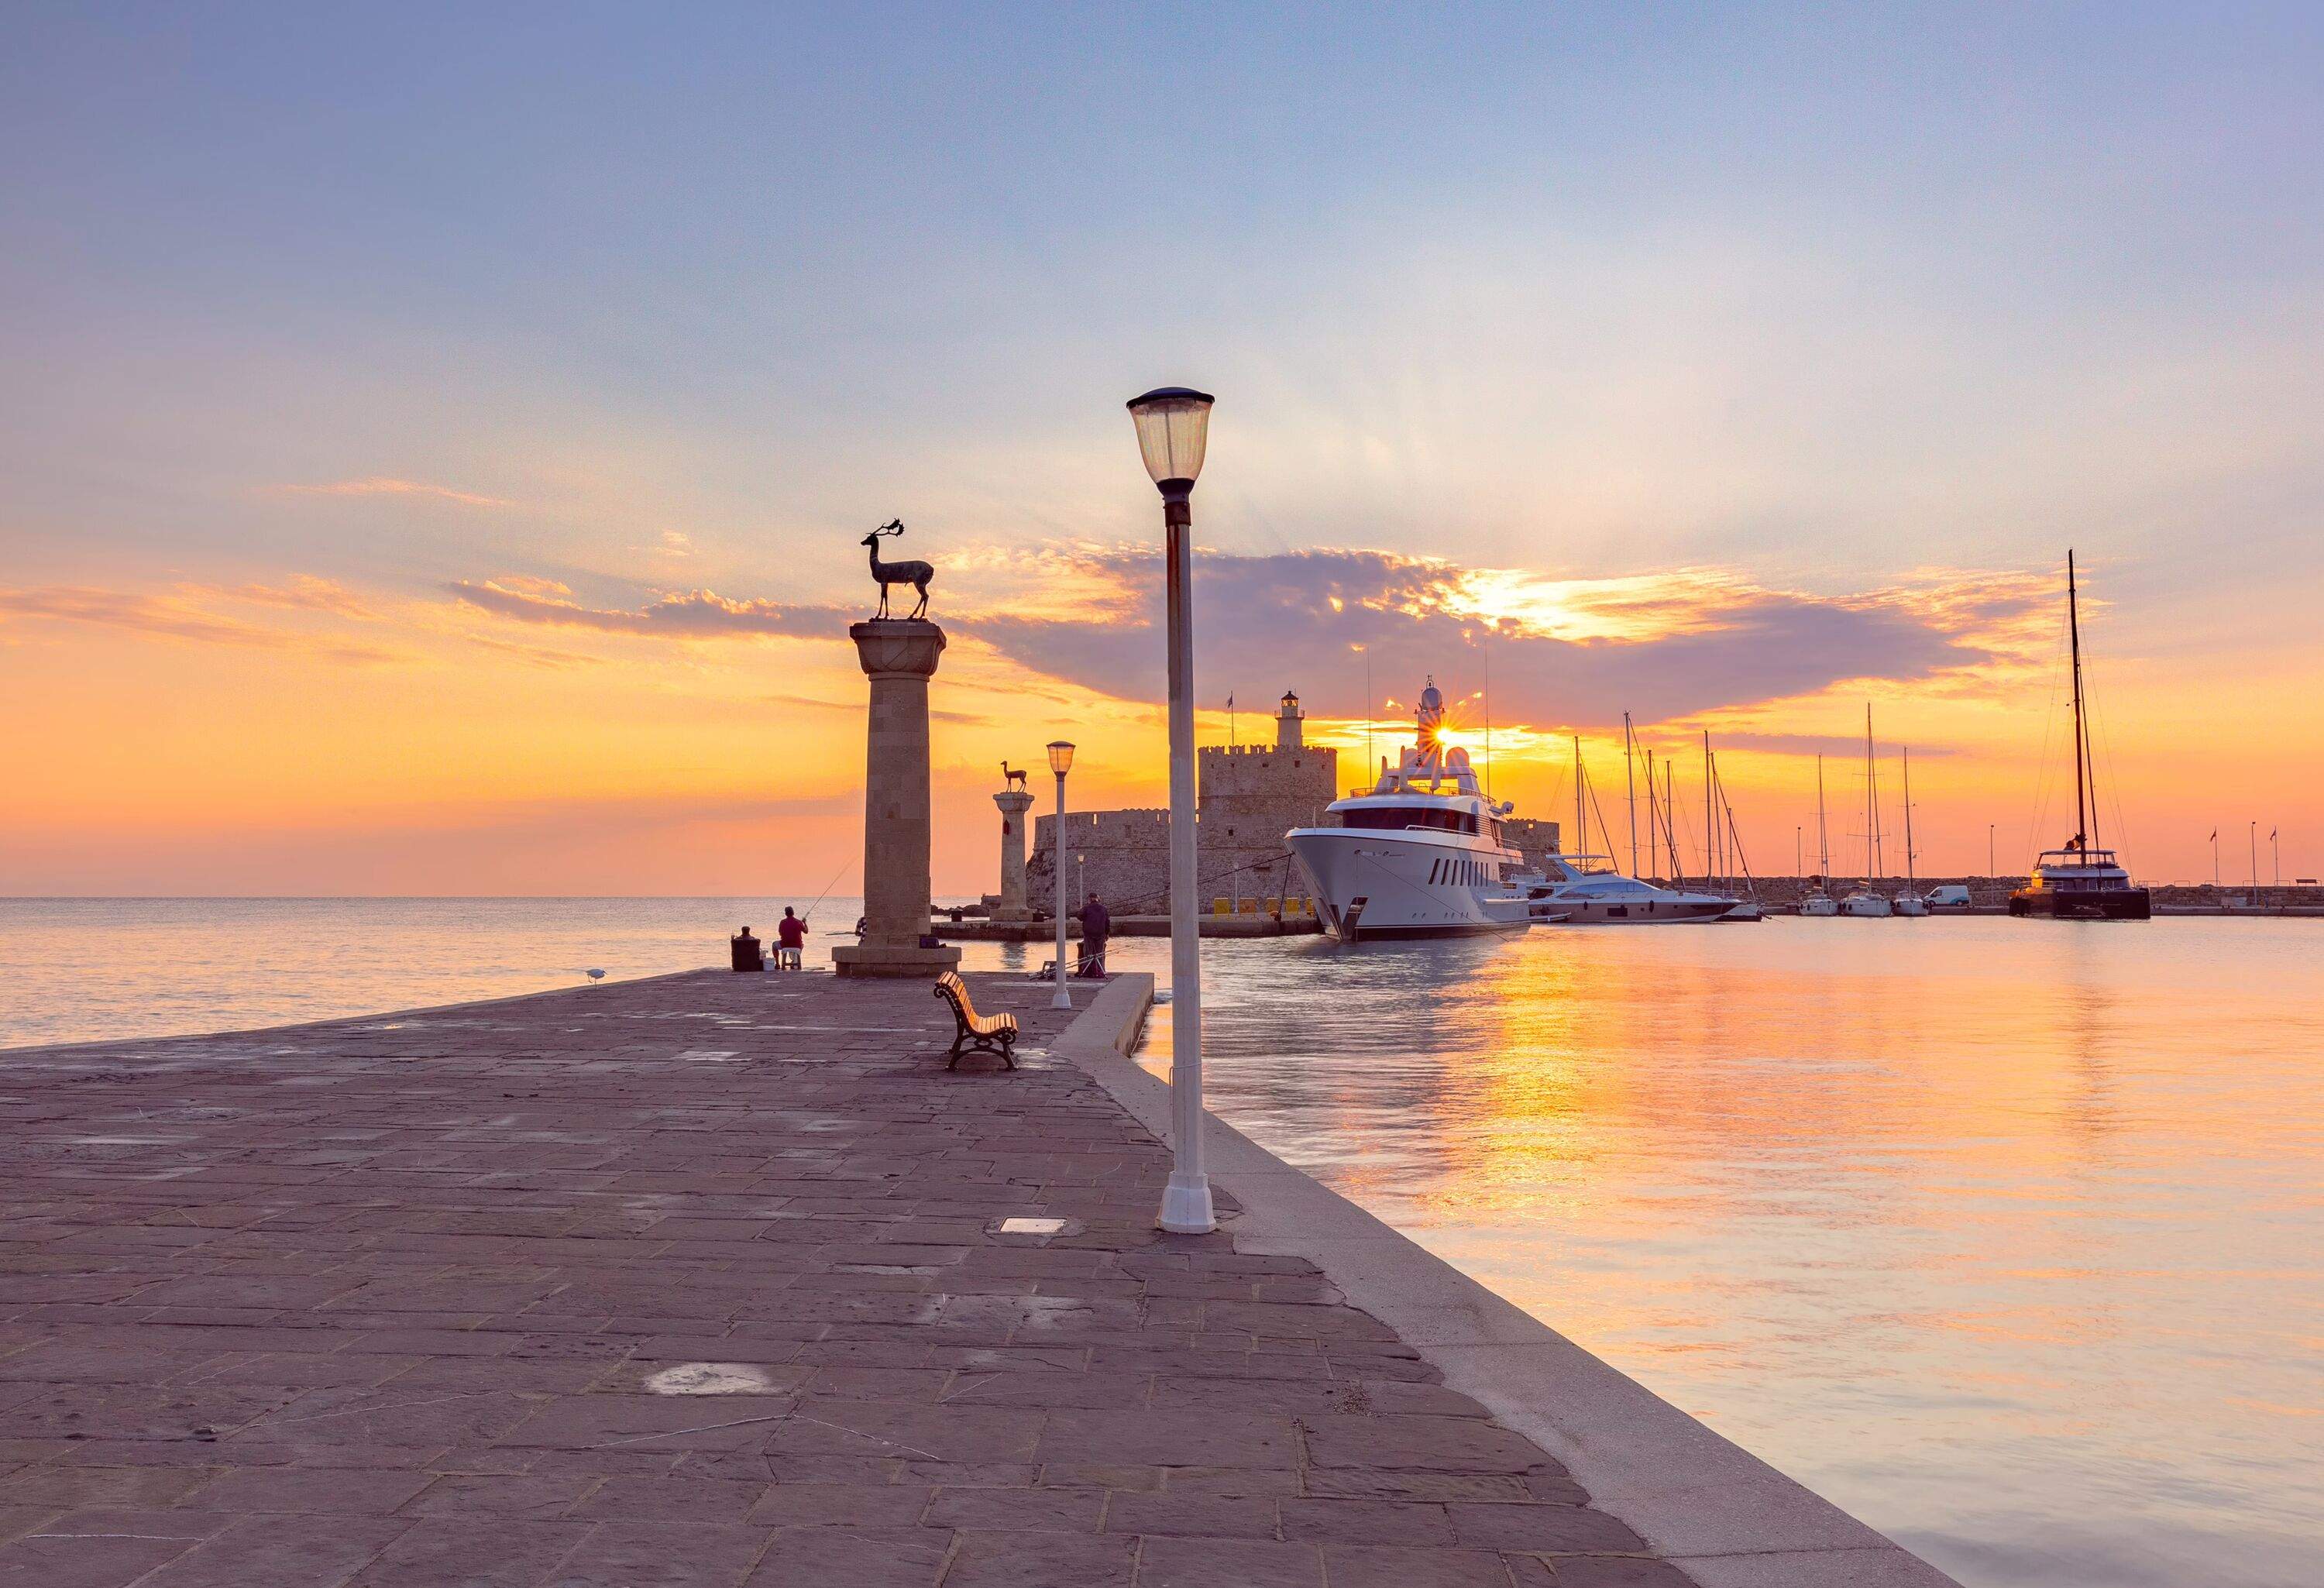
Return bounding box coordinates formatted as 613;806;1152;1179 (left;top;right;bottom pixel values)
1047;740;1076;777
1126;387;1215;497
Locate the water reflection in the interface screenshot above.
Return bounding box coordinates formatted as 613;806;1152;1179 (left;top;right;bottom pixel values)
1126;920;2324;1588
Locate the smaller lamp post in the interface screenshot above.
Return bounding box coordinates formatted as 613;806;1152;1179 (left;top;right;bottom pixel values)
1047;741;1075;1009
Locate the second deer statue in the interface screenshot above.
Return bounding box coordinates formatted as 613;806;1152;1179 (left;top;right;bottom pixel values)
861;520;934;620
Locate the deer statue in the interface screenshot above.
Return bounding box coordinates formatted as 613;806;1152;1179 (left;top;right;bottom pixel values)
1001;761;1027;792
861;519;934;620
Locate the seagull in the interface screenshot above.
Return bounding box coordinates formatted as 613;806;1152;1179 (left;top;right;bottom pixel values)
586;968;606;985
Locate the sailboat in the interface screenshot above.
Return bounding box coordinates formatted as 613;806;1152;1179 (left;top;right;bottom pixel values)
1841;706;1894;917
1893;747;1930;916
1705;736;1765;921
1800;755;1841;916
2009;552;2151;920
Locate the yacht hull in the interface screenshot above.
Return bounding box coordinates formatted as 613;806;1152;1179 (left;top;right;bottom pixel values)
1287;830;1529;941
2009;887;2151;920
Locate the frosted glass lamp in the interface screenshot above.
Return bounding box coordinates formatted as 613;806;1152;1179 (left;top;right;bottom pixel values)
1126;387;1215;492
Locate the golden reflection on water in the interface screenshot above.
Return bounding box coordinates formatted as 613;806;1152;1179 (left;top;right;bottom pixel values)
1132;919;2324;1588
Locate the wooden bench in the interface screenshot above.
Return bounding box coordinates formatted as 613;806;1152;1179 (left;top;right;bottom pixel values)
933;971;1018;1071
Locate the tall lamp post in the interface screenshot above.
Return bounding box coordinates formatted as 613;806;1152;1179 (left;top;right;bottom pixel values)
1127;386;1217;1236
1047;741;1074;1009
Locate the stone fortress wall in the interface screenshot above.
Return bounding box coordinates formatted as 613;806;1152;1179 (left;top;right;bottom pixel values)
1021;691;1561;914
1027;693;1338;915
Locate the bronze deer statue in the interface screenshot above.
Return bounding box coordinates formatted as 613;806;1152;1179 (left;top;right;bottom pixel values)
1001;761;1027;792
861;520;933;619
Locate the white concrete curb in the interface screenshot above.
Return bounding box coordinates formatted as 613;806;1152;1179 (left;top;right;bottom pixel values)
1052;978;1961;1588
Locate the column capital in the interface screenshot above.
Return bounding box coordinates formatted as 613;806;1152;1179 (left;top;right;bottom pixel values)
848;619;946;680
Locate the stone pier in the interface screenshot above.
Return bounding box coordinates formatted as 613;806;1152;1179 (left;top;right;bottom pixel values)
0;972;1957;1588
992;786;1036;921
832;618;961;978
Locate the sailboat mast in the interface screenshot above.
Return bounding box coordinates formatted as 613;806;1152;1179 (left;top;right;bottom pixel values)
1624;713;1638;878
2068;551;2090;851
1903;747;1917;888
1573;735;1585;861
1816;754;1829;877
1703;731;1714;892
1864;706;1875;882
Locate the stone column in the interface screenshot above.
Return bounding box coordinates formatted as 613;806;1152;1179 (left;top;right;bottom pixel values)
992;788;1036;920
831;620;962;978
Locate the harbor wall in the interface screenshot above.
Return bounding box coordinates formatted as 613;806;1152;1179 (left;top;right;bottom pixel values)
1028;717;1339;913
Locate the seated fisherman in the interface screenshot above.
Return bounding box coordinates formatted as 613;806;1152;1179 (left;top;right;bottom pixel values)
774;907;808;970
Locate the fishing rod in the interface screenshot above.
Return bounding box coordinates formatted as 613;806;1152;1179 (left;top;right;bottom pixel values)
799;853;854;923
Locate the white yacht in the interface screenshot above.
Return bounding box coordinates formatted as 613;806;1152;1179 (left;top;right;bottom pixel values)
1286;680;1533;940
1519;857;1738;925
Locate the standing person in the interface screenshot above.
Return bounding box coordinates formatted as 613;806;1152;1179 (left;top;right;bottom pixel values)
1074;892;1110;978
774;906;808;971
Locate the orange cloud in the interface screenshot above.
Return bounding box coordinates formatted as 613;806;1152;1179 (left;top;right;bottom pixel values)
276;476;510;508
445;579;844;638
0;585;398;664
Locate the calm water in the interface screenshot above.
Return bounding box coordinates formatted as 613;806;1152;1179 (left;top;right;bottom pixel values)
5;902;2319;1587
1135;920;2324;1588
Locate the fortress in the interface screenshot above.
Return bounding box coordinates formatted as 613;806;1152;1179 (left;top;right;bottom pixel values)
1023;691;1559;914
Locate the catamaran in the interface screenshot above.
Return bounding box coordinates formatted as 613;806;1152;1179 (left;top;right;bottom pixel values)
2009;552;2151;920
1287;679;1534;940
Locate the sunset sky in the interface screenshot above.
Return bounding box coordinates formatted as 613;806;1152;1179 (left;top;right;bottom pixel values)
5;5;2319;895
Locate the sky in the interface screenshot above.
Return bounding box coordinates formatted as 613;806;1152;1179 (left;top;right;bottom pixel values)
3;4;2320;895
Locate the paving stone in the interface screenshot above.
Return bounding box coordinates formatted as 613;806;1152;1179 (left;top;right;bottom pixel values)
744;1524;951;1586
342;1518;583;1586
1033;1408;1298;1469
1446;1500;1646;1552
177;1466;436;1515
937;1528;1135;1587
1322;1542;1521;1586
1098;1490;1278;1538
744;1483;930;1528
397;1472;600;1518
922;1484;1103;1532
0;1528;198;1586
1278;1496;1456;1545
571;1474;769;1521
543;1521;771;1586
132;1513;414;1586
1514;1557;1700;1586
1303;1414;1556;1475
1135;1534;1322;1586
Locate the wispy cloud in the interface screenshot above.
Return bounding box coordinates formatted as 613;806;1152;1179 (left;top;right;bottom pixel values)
0;586;398;664
463;634;605;669
205;575;380;620
276;476;510;508
445;579;845;638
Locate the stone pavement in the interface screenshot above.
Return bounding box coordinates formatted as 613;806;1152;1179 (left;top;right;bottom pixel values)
0;969;1693;1586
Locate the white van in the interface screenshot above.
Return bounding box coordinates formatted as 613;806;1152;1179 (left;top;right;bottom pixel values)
1924;885;1972;909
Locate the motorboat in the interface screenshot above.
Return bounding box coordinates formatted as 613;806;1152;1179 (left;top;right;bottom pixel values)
1518;856;1738;925
1287;679;1534;940
2009;552;2151;921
